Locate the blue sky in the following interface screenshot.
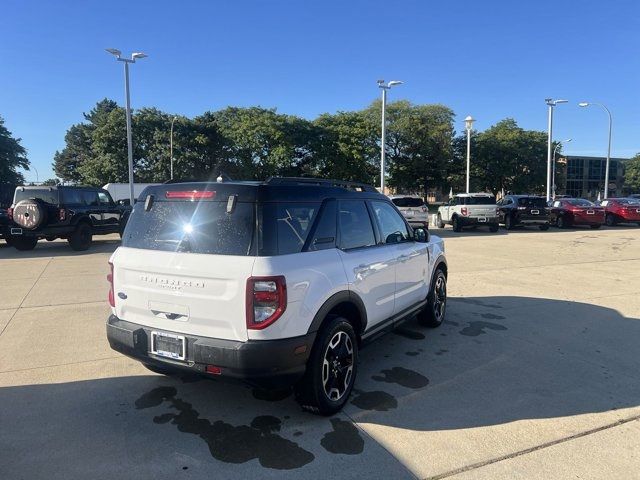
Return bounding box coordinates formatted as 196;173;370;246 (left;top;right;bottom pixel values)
1;0;639;182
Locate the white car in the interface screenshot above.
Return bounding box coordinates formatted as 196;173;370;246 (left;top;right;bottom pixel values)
437;193;499;232
106;177;448;415
389;195;429;228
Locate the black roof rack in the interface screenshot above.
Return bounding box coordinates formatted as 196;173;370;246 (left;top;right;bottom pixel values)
265;177;378;193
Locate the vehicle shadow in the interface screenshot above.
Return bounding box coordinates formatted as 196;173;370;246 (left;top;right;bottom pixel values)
1;296;638;478
433;225;623;238
0;236;120;259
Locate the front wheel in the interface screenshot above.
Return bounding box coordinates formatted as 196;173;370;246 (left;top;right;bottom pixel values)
295;316;357;415
556;216;566;229
505;214;514;230
437;213;445;229
418;269;447;328
12;236;38;251
605;214;617;227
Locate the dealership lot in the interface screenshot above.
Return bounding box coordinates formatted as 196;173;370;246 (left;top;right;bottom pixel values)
0;228;639;479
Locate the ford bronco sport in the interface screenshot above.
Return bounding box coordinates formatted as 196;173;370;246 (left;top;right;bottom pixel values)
106;177;447;415
437;193;499;232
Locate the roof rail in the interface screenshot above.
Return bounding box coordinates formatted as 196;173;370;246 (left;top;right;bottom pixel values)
265;177;378;193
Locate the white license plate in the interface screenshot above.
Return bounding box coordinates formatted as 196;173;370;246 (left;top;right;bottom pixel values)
587;210;595;215
10;228;23;235
637;209;640;213
531;210;539;215
478;217;487;222
151;331;186;360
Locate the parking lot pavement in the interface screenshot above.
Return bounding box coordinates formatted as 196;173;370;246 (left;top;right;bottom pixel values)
0;229;639;479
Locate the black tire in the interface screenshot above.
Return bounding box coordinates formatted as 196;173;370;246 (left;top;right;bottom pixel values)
605;213;617;227
12;236;38;251
590;224;602;229
68;223;92;251
556;216;566;229
436;213;445;229
294;316;358;416
505;214;514;230
489;224;499;232
452;216;462;232
4;235;14;247
539;224;550;231
417;268;447;328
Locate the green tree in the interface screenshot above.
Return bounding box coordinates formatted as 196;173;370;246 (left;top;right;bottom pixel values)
0;115;29;184
42;178;60;186
623;153;640;191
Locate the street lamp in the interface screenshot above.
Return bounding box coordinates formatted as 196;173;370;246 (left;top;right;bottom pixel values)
579;102;612;199
170;116;178;181
545;98;568;201
464;116;475;193
106;48;148;206
377;79;403;193
552;138;572;200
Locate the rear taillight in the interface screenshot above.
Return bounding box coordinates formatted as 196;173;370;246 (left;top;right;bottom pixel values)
107;262;115;307
495;208;500;216
59;208;66;221
7;207;13;220
246;276;287;330
461;207;468;216
421;206;427;212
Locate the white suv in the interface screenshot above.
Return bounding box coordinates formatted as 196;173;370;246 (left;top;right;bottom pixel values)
437;193;499;232
106;178;447;415
389;195;429;228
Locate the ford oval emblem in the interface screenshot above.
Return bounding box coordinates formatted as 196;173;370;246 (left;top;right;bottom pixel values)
118;292;128;300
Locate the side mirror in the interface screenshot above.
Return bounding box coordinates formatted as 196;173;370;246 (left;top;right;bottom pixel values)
414;227;429;243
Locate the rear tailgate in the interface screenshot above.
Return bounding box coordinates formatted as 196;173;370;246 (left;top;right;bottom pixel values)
111;247;254;342
468;205;498;218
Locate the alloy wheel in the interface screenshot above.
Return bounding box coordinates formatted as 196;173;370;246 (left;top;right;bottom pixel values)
322;331;354;402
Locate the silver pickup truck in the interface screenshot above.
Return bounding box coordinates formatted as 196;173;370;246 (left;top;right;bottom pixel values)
437;193;499;232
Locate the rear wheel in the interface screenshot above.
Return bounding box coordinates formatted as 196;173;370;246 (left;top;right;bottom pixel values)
591;224;602;229
295;316;357;416
505;214;514;230
12;236;38;251
556;216;566;229
539;224;550;231
68;223;92;251
452;216;462;232
489;224;499;232
417;269;447;328
436;213;445;229
605;213;617;227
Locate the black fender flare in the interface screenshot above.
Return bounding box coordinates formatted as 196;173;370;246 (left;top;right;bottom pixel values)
306;290;368;335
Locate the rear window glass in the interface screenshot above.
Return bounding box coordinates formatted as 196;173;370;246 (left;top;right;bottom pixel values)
517;197;547;207
391;197;424;207
461;196;496;205
14;188;59;205
567;199;594;207
122;201;255;255
619;199;640;205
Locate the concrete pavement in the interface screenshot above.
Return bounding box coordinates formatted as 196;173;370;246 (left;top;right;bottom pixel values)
0;227;638;479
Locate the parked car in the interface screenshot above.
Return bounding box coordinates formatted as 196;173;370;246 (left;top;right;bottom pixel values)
437;193;499;232
628;194;640;200
389;195;429;228
106;177;448;415
549;198;604;229
0;208;11;245
7;185;131;251
102;182;159;204
599;198;640;226
497;195;551;230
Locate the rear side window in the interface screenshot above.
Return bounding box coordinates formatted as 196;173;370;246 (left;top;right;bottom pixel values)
98;192;112;205
338;200;376;250
122;201;255;255
14;188;59;205
391;197;424;208
61;189;85;205
308;200;337;251
463;196;496;205
260;203;320;255
82;191;99;206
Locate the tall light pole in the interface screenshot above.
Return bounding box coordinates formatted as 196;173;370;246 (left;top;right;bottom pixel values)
377;79;403;193
170;116;178;181
545;98;568;201
106;48;148;206
552;138;572;200
464;116;475;193
579;102;612;199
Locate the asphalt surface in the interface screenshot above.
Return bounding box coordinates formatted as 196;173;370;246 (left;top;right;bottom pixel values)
0;226;639;479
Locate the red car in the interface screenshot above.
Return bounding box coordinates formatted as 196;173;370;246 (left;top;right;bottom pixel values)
550;198;605;229
600;198;640;226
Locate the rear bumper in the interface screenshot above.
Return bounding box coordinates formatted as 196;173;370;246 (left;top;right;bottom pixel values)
459;216;499;226
517;216;550;225
8;225;75;238
106;315;315;388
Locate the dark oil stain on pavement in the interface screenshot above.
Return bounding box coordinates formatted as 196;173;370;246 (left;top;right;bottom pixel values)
435;349;448;356
372;367;429;389
350;389;398;411
321;418;364;455
478;312;506;320
459;321;507;337
394;327;425;340
405;351;420;356
455;298;503;309
251;387;292;402
136;387;314;470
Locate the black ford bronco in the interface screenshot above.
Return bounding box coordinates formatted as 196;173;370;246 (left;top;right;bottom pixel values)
7;185;131;251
